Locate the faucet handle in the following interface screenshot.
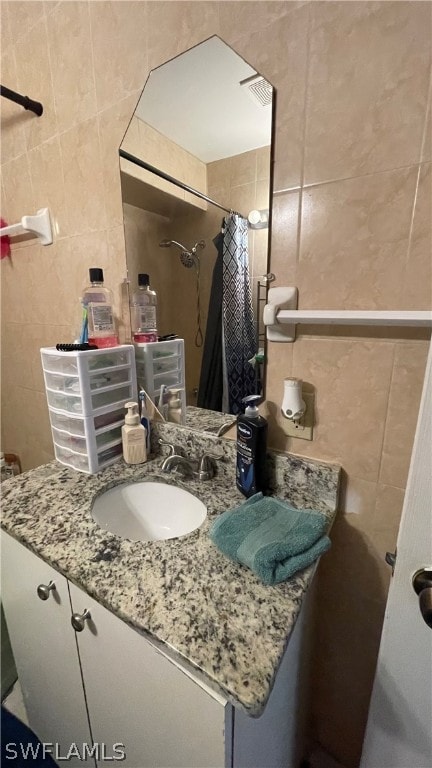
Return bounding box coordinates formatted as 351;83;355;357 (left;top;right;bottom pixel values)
158;439;183;457
216;421;236;437
200;452;224;462
197;452;224;480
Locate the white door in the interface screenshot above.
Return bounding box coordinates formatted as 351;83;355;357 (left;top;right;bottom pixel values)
69;582;231;768
1;533;94;767
361;343;432;768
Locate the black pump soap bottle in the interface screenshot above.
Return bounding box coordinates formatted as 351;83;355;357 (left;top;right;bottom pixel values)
236;395;268;498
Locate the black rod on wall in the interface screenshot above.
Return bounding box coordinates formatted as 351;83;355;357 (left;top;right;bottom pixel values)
1;85;43;116
119;148;245;218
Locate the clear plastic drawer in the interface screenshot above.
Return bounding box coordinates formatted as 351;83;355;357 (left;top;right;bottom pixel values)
49;408;124;436
54;440;122;474
44;368;130;394
41;347;132;375
46;384;133;416
52;426;122;454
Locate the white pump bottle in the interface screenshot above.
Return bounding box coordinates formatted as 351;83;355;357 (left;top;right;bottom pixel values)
122;402;147;465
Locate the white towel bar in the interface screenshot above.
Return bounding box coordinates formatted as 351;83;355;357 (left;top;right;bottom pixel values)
0;208;52;246
273;310;432;326
263;287;432;341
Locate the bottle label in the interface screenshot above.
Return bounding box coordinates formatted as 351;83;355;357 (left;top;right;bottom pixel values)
123;429;146;464
236;420;268;498
127;431;145;445
89;303;114;332
88;335;119;349
83;290;105;304
133;332;158;343
238;423;252;440
138;307;156;329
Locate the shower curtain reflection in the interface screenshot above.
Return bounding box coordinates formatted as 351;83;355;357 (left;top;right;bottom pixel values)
198;214;257;415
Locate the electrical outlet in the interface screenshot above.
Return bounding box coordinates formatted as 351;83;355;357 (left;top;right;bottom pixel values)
282;391;314;440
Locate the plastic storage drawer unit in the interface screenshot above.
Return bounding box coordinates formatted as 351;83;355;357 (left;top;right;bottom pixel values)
41;346;137;474
134;339;186;424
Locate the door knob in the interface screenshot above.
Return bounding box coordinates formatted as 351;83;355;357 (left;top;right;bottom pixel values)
71;609;91;632
412;568;432;629
37;581;56;601
385;551;396;567
385;551;397;573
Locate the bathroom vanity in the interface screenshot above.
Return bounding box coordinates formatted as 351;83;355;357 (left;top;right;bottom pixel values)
1;423;340;768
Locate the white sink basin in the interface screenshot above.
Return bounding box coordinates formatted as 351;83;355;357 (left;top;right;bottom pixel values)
91;481;207;542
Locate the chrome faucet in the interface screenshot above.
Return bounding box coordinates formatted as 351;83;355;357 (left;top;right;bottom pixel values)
159;440;223;481
204;420;236;437
215;420;236;437
160;454;196;475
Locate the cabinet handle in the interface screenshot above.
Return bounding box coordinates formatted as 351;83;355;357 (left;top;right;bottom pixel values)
37;581;56;601
71;609;91;632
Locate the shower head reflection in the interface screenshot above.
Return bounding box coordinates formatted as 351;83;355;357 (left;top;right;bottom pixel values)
159;238;189;252
158;238;205;348
158;238;206;269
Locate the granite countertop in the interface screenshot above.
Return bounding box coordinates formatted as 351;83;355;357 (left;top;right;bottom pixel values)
1;422;340;716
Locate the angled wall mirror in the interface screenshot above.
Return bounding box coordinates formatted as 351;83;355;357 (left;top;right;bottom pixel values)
119;35;274;416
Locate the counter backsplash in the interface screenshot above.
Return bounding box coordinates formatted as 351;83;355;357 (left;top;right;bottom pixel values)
151;418;340;515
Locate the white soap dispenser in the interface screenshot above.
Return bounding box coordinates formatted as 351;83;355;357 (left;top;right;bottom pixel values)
167;388;183;424
122;401;147;465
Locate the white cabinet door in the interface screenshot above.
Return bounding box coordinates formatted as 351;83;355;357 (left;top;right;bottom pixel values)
233;597;309;768
69;583;231;768
1;533;94;767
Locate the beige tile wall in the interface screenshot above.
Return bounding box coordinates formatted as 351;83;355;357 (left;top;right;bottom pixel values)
1;3;430;767
259;3;431;766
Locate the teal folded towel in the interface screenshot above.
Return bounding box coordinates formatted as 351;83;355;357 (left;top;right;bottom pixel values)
209;493;331;585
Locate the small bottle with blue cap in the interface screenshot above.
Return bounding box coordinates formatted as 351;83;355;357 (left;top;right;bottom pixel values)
236;395;268;498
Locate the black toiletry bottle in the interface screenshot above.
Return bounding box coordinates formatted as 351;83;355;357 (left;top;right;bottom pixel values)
236;395;268;498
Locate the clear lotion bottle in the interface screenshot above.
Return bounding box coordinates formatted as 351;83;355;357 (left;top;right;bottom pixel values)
122;402;147;465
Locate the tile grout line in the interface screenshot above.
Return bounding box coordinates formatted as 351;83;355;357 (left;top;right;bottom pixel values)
0;94;145;172
88;0;101;116
294;1;312;284
419;70;432;166
288;3;313;387
89;0;110;236
272;159;430;198
375;342;397;488
403;165;422;288
44;1;61;145
403;72;432;277
6;5;46;48
86;0;100;131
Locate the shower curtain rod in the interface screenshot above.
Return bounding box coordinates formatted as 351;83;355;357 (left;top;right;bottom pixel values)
120;149;245;219
1;85;43;116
